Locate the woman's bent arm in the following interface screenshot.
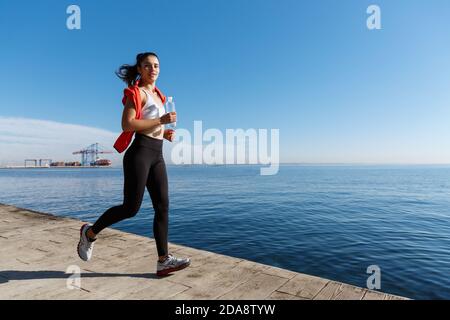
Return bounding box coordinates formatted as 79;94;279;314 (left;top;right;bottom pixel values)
121;97;161;132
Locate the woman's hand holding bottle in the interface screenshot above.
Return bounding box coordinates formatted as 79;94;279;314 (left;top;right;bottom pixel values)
159;112;177;125
161;96;176;142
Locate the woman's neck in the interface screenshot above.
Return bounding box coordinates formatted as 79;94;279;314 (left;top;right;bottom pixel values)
139;80;156;92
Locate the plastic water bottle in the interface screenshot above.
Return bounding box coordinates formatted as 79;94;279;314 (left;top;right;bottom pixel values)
165;96;176;131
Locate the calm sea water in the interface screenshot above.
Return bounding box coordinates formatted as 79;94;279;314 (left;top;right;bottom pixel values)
1;165;449;299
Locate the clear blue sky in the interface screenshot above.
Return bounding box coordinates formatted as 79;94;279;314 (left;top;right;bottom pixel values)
1;0;450;163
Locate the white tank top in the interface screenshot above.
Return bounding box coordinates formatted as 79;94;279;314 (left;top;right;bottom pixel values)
139;88;165;140
141;88;165;120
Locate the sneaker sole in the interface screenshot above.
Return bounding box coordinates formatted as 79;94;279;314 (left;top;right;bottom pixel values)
77;223;90;262
156;260;191;277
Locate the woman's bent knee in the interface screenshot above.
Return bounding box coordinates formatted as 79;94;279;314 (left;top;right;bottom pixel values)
122;204;141;218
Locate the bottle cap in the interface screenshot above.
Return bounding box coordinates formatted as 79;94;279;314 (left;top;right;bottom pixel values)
168;96;173;102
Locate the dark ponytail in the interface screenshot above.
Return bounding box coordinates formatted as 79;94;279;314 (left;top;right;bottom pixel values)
115;52;159;87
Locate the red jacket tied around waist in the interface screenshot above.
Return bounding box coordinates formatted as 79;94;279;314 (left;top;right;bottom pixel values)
113;79;166;153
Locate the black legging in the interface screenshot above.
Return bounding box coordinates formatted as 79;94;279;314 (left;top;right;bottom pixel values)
92;133;169;257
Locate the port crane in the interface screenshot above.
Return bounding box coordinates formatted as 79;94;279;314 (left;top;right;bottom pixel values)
72;143;113;166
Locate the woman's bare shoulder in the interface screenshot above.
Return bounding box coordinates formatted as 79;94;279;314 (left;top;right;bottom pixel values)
124;88;147;109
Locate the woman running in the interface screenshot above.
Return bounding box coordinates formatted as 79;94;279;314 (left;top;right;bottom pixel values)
77;52;190;276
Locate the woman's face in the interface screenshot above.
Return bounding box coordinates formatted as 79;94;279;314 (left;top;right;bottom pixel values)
138;55;160;83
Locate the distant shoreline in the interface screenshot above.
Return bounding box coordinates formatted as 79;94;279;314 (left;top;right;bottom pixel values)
1;163;450;170
0;166;112;169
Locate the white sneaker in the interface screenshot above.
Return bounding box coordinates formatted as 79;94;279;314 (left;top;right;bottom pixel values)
77;223;95;261
156;254;190;276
